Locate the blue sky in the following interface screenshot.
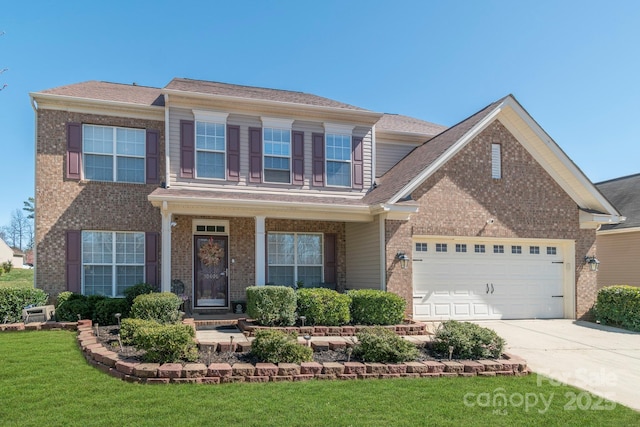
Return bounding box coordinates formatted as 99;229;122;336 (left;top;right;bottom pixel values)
1;1;639;227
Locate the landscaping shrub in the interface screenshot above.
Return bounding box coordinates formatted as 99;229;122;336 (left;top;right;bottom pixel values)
94;298;130;326
2;261;13;274
133;322;198;363
123;283;156;308
348;289;406;325
594;285;640;331
246;286;296;326
353;326;419;363
54;294;107;322
129;292;182;324
297;288;351;326
120;318;159;344
250;329;313;363
433;320;505;359
0;287;48;323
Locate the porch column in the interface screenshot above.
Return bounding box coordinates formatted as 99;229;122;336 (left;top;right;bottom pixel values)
255;216;266;286
161;209;172;292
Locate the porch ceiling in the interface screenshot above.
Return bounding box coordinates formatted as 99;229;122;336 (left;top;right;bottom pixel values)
148;187;375;222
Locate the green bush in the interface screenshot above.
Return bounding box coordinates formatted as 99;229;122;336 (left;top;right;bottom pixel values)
353;326;419;363
348;290;406;325
246;286;296;326
297;288;351;326
594;285;640;331
130;292;182;324
0;288;48;323
250;329;313;363
120;318;159;345
94;298;130;326
123;283;156;308
2;261;13;273
133;323;197;363
54;293;107;322
433;320;505;359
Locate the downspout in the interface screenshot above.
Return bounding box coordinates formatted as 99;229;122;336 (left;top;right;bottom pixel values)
164;93;170;188
371;124;377;187
30;97;38;289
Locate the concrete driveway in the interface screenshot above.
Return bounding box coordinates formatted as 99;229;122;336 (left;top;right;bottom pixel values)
476;319;640;412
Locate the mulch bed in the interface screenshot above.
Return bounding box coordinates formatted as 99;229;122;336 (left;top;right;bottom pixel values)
94;325;438;365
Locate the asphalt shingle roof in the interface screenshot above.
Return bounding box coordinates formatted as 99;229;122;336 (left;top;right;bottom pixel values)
165;78;368;111
596;173;640;230
39;81;165;106
376;113;447;137
364;97;506;205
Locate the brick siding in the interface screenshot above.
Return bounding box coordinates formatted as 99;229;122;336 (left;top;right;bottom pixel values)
385;121;597;319
35;110;165;298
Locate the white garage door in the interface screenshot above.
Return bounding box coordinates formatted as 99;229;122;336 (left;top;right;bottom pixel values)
412;238;568;320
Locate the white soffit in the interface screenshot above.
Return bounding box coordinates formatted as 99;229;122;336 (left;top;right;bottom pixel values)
192;109;229;123
261;117;294;129
324;122;356;135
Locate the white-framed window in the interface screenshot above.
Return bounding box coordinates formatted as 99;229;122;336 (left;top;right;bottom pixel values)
326;134;352;187
493;245;505;254
436;243;447;253
547;246;557;255
193;110;229;180
83;125;145;183
530;246;540;254
512;245;522;254
456;244;467;253
415;243;427;252
475;244;486;253
82;231;145;297
264;128;291;183
267;233;323;287
491;143;502;179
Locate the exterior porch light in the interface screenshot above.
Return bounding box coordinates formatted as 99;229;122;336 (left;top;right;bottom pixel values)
396;252;410;269
584;256;600;272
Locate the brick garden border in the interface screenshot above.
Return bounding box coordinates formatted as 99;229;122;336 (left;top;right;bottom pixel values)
1;319;530;384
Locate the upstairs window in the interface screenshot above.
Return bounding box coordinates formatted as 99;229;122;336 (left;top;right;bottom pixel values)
83;125;145;183
326;134;352;187
264;128;291;183
196;122;226;179
491;143;502;179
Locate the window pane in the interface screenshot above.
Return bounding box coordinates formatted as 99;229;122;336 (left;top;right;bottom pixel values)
264;169;290;183
267;234;295;264
84;125;113;154
326;160;351;186
297;266;322;287
197;151;225;179
196;122;225;151
116;156;144;183
83;265;113;296
268;266;295;286
116;128;145;157
297;234;321;264
115;233;145;264
84;154;114;181
326;134;351;161
116;266;144;296
82;232;112;264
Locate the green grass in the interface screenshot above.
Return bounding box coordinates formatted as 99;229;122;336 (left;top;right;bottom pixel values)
0;268;34;289
0;332;638;426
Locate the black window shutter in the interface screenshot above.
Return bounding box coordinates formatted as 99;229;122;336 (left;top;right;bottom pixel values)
180;120;195;178
292;131;304;185
312;133;324;187
352;136;363;189
146;129;160;184
227;125;240;181
66;123;82;180
66;230;81;293
249;127;262;183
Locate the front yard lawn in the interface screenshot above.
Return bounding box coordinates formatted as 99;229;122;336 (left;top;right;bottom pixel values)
0;268;34;289
1;331;638;426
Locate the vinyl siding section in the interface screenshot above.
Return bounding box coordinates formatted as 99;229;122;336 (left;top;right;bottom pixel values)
376;142;419;177
596;231;640;288
345;215;382;289
168;107;373;194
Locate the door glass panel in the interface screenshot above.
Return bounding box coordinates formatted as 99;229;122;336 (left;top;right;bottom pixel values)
194;236;228;307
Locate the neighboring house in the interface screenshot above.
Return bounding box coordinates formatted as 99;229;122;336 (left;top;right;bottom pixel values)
596;174;639;287
0;238;24;268
30;79;622;320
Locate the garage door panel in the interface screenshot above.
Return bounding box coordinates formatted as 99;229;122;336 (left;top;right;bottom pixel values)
412;238;567;321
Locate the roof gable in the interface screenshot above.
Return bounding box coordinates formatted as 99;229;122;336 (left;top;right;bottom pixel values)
366;95;621;225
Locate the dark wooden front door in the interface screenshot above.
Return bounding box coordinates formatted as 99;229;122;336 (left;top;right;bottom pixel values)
194;235;228;308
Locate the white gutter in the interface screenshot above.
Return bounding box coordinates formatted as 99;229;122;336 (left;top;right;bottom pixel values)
29;92;164;116
164;94;170;188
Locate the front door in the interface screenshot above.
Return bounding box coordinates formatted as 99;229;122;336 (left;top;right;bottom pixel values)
194;235;229;308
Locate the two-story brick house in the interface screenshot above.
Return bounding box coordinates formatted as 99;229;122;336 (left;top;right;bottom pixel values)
31;78;621;320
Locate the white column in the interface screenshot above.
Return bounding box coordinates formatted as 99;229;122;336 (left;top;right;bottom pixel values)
255;216;266;286
161;209;172;292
